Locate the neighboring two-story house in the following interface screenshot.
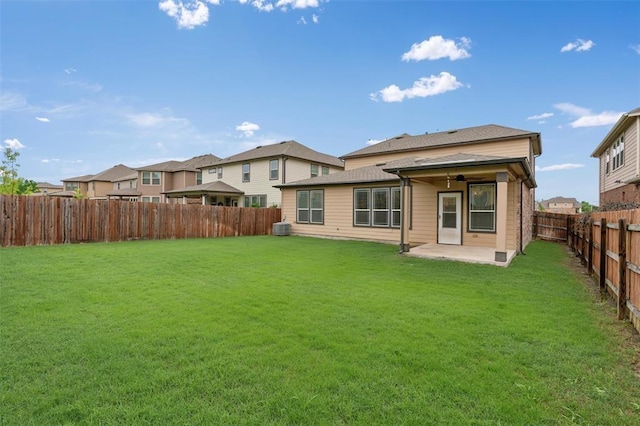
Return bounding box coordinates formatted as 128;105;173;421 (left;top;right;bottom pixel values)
106;172;139;201
591;107;640;208
135;154;220;203
165;141;344;207
277;124;541;264
537;197;581;214
55;164;136;199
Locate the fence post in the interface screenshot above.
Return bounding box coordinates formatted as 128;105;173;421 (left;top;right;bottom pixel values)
587;218;593;275
618;218;627;321
567;216;572;249
600;218;607;293
581;219;587;265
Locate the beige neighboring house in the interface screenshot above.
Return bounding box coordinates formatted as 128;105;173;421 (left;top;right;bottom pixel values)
136;154;220;204
55;164;137;199
34;182;63;196
168;140;344;207
107;172;139;201
591;106;640;207
537;197;581;214
276;124;542;264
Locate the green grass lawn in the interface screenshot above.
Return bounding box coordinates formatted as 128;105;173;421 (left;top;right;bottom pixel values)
1;237;638;425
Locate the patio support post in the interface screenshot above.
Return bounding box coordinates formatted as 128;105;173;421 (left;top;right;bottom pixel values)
399;177;411;253
182;195;187;205
201;195;206;205
495;172;509;262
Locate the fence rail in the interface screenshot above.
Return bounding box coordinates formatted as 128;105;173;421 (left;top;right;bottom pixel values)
565;210;640;334
0;195;282;247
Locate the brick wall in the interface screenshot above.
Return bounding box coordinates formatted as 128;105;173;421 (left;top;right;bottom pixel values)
600;183;640;207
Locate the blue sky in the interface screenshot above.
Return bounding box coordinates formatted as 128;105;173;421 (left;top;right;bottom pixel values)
1;0;639;204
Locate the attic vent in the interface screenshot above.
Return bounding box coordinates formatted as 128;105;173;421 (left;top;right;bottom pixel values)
280;141;286;144
395;136;403;139
447;130;458;134
375;162;387;167
256;145;262;149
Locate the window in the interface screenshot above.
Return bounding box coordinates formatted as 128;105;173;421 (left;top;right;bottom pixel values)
354;187;402;228
142;196;160;203
208;167;216;174
142;171;160;185
218;167;223;179
311;164;319;177
244;194;267;207
65;182;79;191
468;183;496;232
322;166;329;176
242;163;250;182
296;190;324;224
605;150;610;175
196;171;202;185
612;134;625;171
117;182;121;190
269;159;279;180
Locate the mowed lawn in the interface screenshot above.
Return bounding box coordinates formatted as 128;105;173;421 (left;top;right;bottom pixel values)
1;237;638;425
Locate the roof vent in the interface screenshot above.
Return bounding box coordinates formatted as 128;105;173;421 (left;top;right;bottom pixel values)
375;162;387;167
256;145;262;149
447;130;458;134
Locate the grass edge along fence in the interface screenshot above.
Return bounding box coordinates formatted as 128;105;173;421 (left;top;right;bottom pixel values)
567;210;640;334
0;195;282;247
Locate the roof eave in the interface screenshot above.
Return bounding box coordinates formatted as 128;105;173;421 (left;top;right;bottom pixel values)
591;111;640;157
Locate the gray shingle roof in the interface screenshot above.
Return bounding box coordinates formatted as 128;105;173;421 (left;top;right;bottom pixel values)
276;164;399;188
90;164;136;182
62;174;95;183
342;124;540;159
106;188;141;197
203;140;344;168
591;106;640;157
540;197;579;207
381;153;513;171
163;181;243;195
136;154;220;172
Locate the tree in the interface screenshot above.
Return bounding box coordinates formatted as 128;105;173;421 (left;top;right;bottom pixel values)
581;201;597;213
16;178;38;195
0;147;20;194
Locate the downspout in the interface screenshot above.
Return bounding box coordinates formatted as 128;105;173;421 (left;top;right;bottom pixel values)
282;156;287;184
399;175;405;254
519;179;524;254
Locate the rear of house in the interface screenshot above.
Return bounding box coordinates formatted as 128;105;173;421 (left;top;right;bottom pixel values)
277;124;541;264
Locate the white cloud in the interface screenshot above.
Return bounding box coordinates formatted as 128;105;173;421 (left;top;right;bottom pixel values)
536;163;585;172
276;0;320;10
236;121;260;137
560;39;595;53
298;16;307;24
0;92;29;111
630;44;640;55
127;111;190;128
4;138;26;149
35;117;50;123
63;81;104;93
366;138;384;146
249;0;275;12
553;103;623;128
371;72;464;103
159;0;220;30
65;68;77;74
312;13;319;24
402;36;471;62
527;112;553;121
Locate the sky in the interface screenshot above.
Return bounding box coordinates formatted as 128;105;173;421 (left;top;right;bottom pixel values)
1;0;639;205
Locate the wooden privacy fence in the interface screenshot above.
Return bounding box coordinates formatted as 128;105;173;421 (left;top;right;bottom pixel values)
533;211;570;242
568;210;640;333
0;195;282;247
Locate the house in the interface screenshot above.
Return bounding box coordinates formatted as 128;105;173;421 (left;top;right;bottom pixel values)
537;197;581;214
106;172;139;201
135;154;220;203
167;140;344;207
591;107;640;208
276;124;542;264
34;182;63;196
55;164;137;199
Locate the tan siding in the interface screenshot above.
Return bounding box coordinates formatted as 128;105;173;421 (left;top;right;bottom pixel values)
601;119;639;198
345;138;532;170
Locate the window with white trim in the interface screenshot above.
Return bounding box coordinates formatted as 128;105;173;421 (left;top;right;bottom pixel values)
354;187;401;228
322;166;329;176
605;150;610;175
242;163;250;182
142;196;161;203
612;134;624;171
196;171;202;185
269;159;279;180
310;164;319;177
208;167;216;174
142;171;160;186
296;189;324;224
244;194;267;207
218;167;223;179
468;183;496;232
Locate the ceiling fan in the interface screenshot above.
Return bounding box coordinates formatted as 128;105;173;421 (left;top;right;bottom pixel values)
444;173;485;188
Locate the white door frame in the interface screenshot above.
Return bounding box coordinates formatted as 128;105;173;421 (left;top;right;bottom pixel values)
438;192;462;245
